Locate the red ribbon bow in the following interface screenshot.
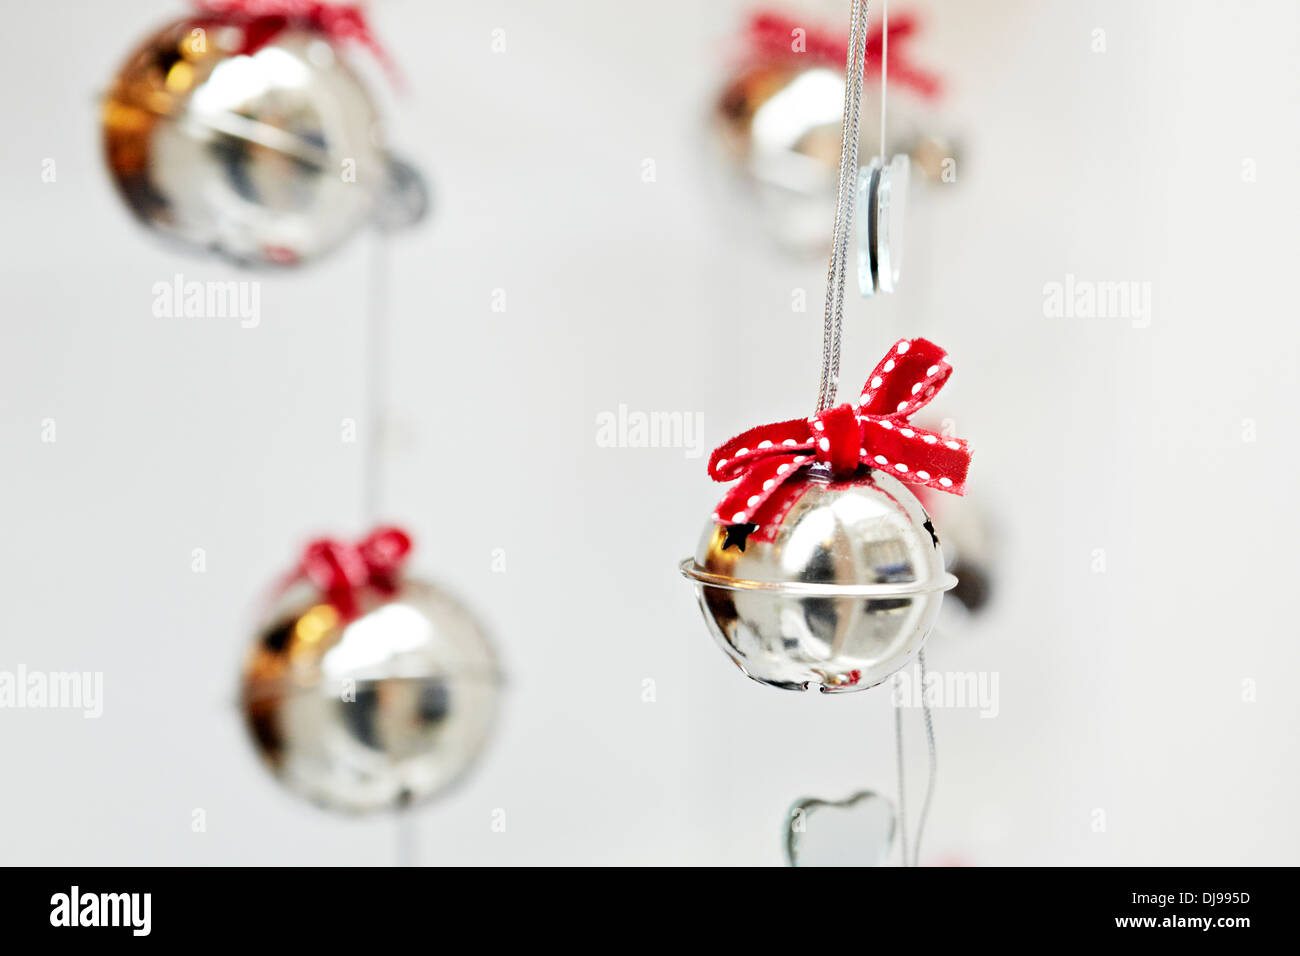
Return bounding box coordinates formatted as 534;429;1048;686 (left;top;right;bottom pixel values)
290;526;413;621
743;10;942;99
194;0;400;83
708;338;971;527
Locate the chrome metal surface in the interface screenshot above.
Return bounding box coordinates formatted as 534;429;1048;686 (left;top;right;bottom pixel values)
875;153;909;293
786;791;896;867
683;469;949;692
856;159;880;297
240;579;501;813
856;153;909;297
102;20;418;267
680;558;955;596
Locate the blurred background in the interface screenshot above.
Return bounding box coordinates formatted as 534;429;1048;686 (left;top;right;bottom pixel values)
1;0;1297;865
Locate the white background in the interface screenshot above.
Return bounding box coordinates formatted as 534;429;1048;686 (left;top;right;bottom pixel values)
1;0;1297;865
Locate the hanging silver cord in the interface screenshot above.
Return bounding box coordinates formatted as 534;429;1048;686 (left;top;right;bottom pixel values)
893;679;910;866
894;651;937;868
816;0;870;412
914;648;937;864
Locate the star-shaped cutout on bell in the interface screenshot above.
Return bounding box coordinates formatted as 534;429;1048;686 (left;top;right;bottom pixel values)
923;518;940;550
722;523;759;552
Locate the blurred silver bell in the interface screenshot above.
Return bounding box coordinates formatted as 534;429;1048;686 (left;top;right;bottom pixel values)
102;19;426;267
681;468;954;692
240;578;501;813
715;64;956;256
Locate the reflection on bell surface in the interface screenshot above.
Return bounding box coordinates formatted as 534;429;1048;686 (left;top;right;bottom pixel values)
683;469;953;693
240;579;501;813
102;19;416;266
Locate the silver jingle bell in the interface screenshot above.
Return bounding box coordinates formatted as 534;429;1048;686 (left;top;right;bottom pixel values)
102;19;424;267
682;468;954;693
240;578;502;813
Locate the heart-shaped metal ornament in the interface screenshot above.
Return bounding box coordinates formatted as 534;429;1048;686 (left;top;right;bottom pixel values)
785;791;897;867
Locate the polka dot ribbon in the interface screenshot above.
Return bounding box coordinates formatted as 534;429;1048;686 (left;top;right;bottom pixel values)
194;0;401;84
708;338;971;526
286;526;412;622
743;10;942;99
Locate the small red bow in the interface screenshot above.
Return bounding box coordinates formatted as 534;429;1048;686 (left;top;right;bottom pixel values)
194;0;401;83
708;338;971;527
290;526;413;621
743;10;942;99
